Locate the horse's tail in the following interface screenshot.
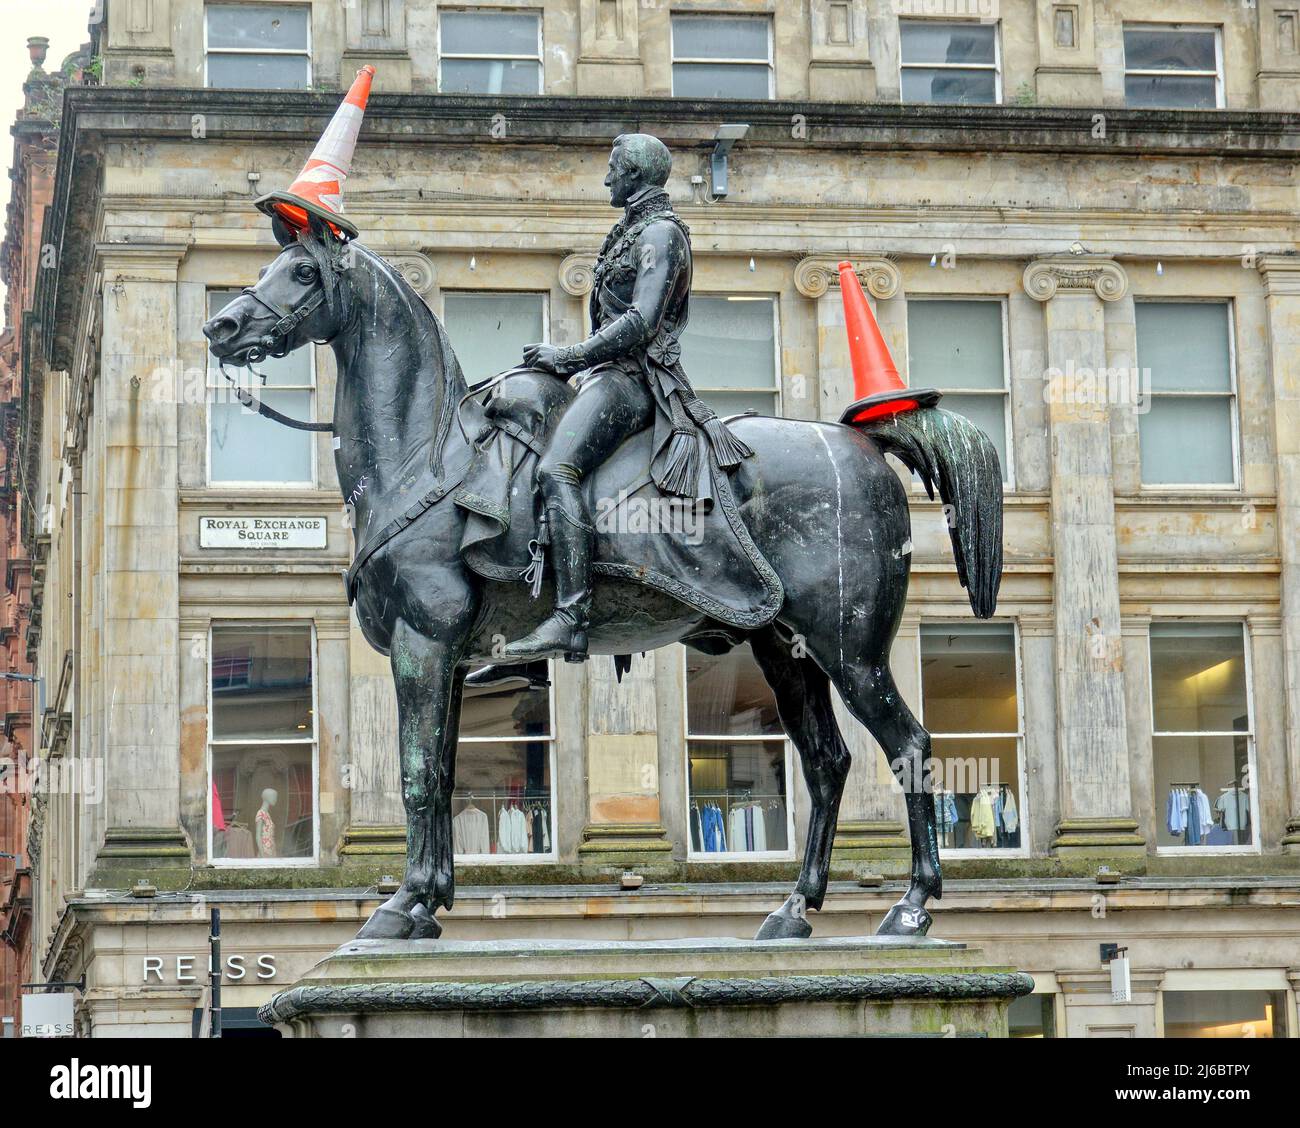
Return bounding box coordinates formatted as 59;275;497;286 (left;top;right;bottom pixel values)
852;406;1003;618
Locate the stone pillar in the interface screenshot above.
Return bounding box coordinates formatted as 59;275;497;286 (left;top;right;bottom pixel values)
1023;258;1143;860
92;244;190;880
1019;613;1059;856
794;255;909;863
577;653;673;873
1257;257;1300;850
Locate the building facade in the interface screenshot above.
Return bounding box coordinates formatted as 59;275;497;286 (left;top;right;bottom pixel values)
3;0;1299;1037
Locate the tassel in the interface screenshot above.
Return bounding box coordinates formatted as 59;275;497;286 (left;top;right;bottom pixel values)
657;429;699;497
702;415;753;468
522;538;546;598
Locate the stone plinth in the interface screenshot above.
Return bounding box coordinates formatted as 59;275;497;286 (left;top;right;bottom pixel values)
261;935;1032;1037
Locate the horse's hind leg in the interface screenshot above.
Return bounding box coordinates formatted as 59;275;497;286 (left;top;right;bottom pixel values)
750;629;850;941
357;620;464;941
837;663;942;937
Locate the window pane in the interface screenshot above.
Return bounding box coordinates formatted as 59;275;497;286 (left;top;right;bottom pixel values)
439;58;541;95
206;53;309;90
453;745;553;857
908;301;1005;390
212;742;313;859
672;16;770;61
1124;74;1217;109
672;62;771;99
901;67;998;104
900;21;997;65
208;290;312;386
1164;992;1285;1039
681;296;776;394
704;390;777;418
206;3;310;50
686;644;783;737
460;671;552;740
921;623;1017;733
210;392;313;483
1009;993;1055;1038
212;625;313;740
1123;28;1217;72
688;741;790;853
1136;303;1230;393
1154;737;1252;848
443;292;545;385
440;11;539;56
1138;397;1233;485
1150;623;1249;732
931;737;1020;849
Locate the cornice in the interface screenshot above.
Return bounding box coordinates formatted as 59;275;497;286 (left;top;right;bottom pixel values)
1022;257;1128;302
794;255;901;300
1257;254;1300;297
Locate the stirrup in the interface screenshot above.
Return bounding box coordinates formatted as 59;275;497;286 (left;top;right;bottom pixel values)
501;608;589;664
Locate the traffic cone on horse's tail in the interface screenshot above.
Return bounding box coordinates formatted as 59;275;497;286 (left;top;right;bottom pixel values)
254;65;375;240
837;260;937;425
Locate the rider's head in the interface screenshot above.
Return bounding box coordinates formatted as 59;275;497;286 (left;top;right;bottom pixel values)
605;134;672;208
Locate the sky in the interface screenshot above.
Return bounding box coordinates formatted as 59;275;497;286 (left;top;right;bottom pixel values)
0;1;101;320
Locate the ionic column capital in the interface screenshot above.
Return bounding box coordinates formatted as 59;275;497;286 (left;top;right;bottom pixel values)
794;255;901;300
1022;257;1128;303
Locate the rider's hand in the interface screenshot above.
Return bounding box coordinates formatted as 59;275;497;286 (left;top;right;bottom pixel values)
523;343;565;375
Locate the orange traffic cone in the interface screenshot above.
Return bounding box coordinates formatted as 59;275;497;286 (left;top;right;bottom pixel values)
838;260;935;424
255;65;375;240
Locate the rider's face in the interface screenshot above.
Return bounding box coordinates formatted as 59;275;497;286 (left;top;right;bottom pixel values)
604;148;641;208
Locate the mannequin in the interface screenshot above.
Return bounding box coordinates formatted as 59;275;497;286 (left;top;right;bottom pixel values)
256;788;278;858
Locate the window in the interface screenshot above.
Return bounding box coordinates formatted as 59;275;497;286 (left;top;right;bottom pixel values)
1135;302;1236;487
685;645;793;857
1009;992;1057;1038
1123;25;1222;109
1164;991;1286;1038
919;623;1023;851
209;624;317;863
907;299;1010;484
207;290;315;486
439;9;542;94
1150;623;1256;851
442;291;546;387
671;14;773;99
454;668;555;859
900;20;1000;105
679;295;779;417
205;3;311;89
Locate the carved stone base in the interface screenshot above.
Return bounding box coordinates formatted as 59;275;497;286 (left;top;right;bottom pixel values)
576;822;673;873
1282;816;1300;852
831;819;910;857
1053;817;1146;870
337;824;406;858
262;935;1032;1038
90;826;192;886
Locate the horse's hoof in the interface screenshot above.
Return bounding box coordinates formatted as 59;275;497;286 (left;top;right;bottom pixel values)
875;901;932;938
754;895;813;941
356;902;443;941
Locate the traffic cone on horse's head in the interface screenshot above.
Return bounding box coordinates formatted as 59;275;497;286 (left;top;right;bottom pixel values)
255;65;375;240
838;260;929;424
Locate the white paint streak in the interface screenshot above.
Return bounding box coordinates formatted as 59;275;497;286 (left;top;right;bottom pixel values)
815;429;846;673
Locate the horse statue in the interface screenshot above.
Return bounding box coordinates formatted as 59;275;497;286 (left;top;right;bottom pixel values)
203;210;1003;943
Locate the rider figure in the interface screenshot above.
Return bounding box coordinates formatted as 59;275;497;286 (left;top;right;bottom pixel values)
495;133;752;664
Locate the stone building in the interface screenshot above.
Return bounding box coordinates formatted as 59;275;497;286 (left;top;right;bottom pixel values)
3;0;1298;1036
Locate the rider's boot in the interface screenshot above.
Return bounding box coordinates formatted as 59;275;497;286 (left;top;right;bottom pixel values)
463;661;552;691
500;466;592;663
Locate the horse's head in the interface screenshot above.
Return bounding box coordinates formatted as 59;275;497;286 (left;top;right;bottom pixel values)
203;214;354;367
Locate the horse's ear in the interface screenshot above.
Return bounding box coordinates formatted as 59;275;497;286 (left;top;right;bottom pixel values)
271;213;299;248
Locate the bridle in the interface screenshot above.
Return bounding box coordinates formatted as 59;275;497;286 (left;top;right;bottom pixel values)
217;229;351;434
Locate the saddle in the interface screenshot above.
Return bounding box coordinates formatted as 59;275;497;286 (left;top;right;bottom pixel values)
453;370;783;628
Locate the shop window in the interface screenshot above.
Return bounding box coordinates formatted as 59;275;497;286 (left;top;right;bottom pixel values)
900;20;1001;105
685;644;793;857
207;290;315;486
439;9;542;94
679;295;779;417
442;291;546;387
671;14;773;99
1164;991;1286;1038
205;3;311;89
1150;623;1255;851
1009;992;1056;1038
454;668;555;859
209;624;316;863
907;299;1010;485
1123;24;1223;109
919;623;1023;851
1136;302;1236;487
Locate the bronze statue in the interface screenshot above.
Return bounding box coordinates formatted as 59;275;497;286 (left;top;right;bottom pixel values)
203;131;1004;945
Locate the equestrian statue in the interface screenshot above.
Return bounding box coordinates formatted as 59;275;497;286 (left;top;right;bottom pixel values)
203;68;1004;944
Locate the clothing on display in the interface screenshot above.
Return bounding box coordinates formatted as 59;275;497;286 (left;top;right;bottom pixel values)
1167;783;1249;847
692;795;785;854
1215;786;1250;833
453;793;552;856
452;802;491;856
255;808;276;857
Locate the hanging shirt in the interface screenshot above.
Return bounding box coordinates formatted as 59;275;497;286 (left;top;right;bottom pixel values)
453;805;490;855
1000;790;1019;834
970;790;996;840
1167;789;1188;835
1215;789;1250;832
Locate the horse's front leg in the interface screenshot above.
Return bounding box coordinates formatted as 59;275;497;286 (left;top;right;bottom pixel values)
357;619;465;941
